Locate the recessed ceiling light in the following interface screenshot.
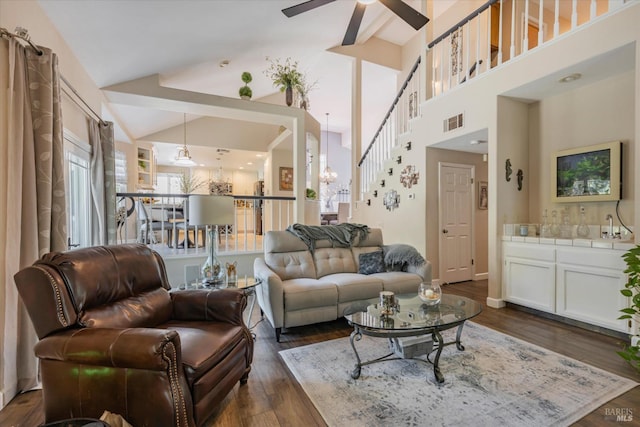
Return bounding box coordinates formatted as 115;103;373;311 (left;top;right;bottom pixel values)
256;154;263;158
239;166;244;170
469;139;487;145
559;73;582;83
247;162;253;165
219;59;230;68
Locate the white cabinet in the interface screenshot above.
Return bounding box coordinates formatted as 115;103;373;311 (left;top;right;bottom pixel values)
503;242;556;313
502;239;630;334
556;247;628;332
137;145;155;190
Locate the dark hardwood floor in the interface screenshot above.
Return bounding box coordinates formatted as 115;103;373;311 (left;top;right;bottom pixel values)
1;280;638;426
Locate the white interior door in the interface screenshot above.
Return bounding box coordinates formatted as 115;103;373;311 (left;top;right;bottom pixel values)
439;163;474;284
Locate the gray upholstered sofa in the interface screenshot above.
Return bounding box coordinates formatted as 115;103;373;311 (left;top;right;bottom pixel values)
253;227;431;341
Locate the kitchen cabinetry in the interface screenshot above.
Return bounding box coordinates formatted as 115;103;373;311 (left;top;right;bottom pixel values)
555;247;628;332
502;238;630;333
137;145;155;190
503;242;556;313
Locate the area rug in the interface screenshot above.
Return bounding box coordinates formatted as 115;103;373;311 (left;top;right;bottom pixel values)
279;322;637;427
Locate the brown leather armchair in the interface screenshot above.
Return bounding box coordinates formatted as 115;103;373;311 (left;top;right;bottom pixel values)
14;244;253;427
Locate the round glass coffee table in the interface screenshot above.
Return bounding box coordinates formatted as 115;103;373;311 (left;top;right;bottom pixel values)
344;293;482;383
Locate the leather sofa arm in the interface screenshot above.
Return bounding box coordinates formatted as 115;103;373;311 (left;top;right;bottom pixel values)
170;288;246;326
407;260;432;283
35;327;181;370
253;258;285;329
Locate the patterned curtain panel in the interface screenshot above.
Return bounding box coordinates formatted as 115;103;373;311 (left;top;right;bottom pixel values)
26;46;67;254
90;120;116;245
1;38;66;407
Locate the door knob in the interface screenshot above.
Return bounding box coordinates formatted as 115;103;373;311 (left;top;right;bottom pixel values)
442;229;449;234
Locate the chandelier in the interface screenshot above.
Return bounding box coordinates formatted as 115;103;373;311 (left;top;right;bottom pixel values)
319;112;337;184
174;113;196;166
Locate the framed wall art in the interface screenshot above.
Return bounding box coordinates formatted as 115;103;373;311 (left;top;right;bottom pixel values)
279;167;294;191
478;180;488;209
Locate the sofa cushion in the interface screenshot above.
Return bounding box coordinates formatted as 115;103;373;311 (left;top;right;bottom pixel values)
324;273;383;303
162;320;245;385
371;271;423;294
265;230;309;253
358;250;385;275
282;278;338;311
265;250;316;280
353;228;383;247
313;248;356;278
80;287;173;328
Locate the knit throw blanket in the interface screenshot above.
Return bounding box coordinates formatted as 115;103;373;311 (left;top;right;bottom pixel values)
286;223;370;252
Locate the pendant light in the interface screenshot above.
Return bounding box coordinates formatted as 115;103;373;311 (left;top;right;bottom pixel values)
319;112;337;184
174;113;196;166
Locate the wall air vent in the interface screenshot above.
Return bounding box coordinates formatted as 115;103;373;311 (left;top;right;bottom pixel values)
443;113;464;133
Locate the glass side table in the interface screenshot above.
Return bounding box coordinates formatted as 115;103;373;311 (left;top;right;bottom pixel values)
227;276;261;332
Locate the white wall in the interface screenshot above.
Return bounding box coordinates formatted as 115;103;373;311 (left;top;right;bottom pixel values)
355;3;640;307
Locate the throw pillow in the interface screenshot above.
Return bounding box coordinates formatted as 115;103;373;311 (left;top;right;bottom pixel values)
358;251;385;275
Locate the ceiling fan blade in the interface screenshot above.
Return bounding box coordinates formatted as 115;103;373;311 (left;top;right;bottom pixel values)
378;0;429;30
342;2;366;46
282;0;336;18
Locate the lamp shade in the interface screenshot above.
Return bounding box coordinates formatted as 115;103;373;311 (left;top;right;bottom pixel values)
188;195;234;226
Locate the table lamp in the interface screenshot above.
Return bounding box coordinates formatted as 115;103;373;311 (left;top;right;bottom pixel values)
188;195;234;285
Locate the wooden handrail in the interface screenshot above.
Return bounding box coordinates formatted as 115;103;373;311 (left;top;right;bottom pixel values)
357;56;421;167
428;0;499;49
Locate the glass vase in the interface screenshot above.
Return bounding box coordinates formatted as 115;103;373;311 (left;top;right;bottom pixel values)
419;280;442;305
202;225;225;286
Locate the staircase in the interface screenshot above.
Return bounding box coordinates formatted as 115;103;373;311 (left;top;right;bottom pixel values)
357;0;623;201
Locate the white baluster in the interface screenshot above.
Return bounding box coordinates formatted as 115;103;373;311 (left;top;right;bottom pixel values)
523;0;529;52
554;0;560;37
572;0;578;29
539;0;544;46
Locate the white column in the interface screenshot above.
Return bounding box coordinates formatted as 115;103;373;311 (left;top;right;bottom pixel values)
351;57;362;203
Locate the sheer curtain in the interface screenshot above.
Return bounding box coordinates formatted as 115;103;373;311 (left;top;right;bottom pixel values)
89;119;116;245
1;38;66;407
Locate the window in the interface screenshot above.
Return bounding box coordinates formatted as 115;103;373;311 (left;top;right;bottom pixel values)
156;172;183;194
64;131;92;249
115;150;128;193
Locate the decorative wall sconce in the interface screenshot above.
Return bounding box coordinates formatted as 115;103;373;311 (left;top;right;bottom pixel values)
396;156;402;164
517;169;523;191
366;199;371;206
383;190;400;211
405;141;412;151
380;179;385;187
400;165;419;188
506;159;512;182
373;190;378;198
388;168;393;176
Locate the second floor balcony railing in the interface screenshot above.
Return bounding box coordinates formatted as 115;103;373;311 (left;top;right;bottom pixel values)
116;192;295;256
358;0;628;200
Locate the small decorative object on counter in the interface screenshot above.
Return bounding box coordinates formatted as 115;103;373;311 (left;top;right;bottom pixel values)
226;261;237;285
577;206;590;238
550;210;561;237
540;209;552;238
561;209;572;238
520;225;529;237
419;280;442;305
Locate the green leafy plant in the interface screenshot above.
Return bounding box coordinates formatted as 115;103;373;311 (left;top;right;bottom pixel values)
264;57;303;92
239;71;253;99
618;245;640;373
306;188;317;200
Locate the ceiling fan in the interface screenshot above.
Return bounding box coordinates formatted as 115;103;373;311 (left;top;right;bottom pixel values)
282;0;429;46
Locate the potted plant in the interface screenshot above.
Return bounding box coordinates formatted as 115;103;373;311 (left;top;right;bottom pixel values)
618;244;640;373
239;71;253;100
264;57;303;106
306;188;317;200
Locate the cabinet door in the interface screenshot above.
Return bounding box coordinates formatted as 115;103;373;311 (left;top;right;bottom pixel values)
504;256;556;313
556;264;629;333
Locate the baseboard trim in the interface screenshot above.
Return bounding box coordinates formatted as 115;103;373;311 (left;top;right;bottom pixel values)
486;297;506;309
473;272;488;281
